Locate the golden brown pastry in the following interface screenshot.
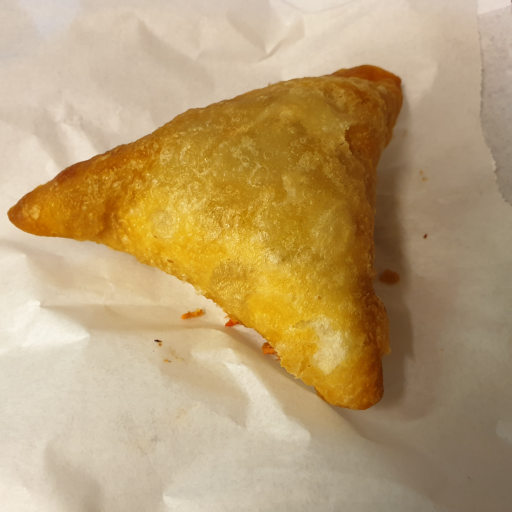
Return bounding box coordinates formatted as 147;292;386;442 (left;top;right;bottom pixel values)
8;65;402;409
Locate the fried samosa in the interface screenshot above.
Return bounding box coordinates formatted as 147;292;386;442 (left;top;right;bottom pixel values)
8;65;402;410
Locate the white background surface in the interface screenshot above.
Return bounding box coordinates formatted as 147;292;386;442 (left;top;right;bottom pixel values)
1;1;512;511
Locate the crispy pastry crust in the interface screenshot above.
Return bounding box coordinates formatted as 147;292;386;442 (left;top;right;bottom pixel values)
9;65;402;409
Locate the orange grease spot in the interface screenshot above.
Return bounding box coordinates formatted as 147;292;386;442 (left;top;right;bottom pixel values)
262;342;280;360
262;342;275;355
379;269;400;285
181;309;204;320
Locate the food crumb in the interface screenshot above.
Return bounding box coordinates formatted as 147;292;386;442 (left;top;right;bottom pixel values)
225;318;239;327
181;308;204;319
164;359;171;363
262;342;275;355
378;269;400;285
262;342;280;360
154;339;162;346
423;234;428;239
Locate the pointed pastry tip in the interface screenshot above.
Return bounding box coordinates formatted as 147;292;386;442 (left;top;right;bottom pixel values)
7;156;117;241
332;64;401;88
7;188;46;237
8;178;81;240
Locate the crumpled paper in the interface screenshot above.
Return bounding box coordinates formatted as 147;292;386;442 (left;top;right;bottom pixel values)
1;0;512;511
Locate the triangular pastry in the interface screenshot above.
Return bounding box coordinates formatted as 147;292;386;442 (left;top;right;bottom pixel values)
9;65;402;409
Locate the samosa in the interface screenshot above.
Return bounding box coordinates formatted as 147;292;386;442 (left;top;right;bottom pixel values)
8;65;402;409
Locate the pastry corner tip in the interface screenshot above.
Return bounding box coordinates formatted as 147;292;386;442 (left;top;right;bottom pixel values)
7;200;27;232
317;389;383;410
7;190;48;237
332;64;402;89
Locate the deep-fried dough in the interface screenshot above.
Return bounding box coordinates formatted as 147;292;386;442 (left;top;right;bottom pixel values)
8;65;402;409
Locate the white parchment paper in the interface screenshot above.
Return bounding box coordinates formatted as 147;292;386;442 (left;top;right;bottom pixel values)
1;1;512;511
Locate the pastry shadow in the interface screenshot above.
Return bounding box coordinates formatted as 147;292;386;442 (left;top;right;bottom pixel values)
372;98;434;418
372;99;414;412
